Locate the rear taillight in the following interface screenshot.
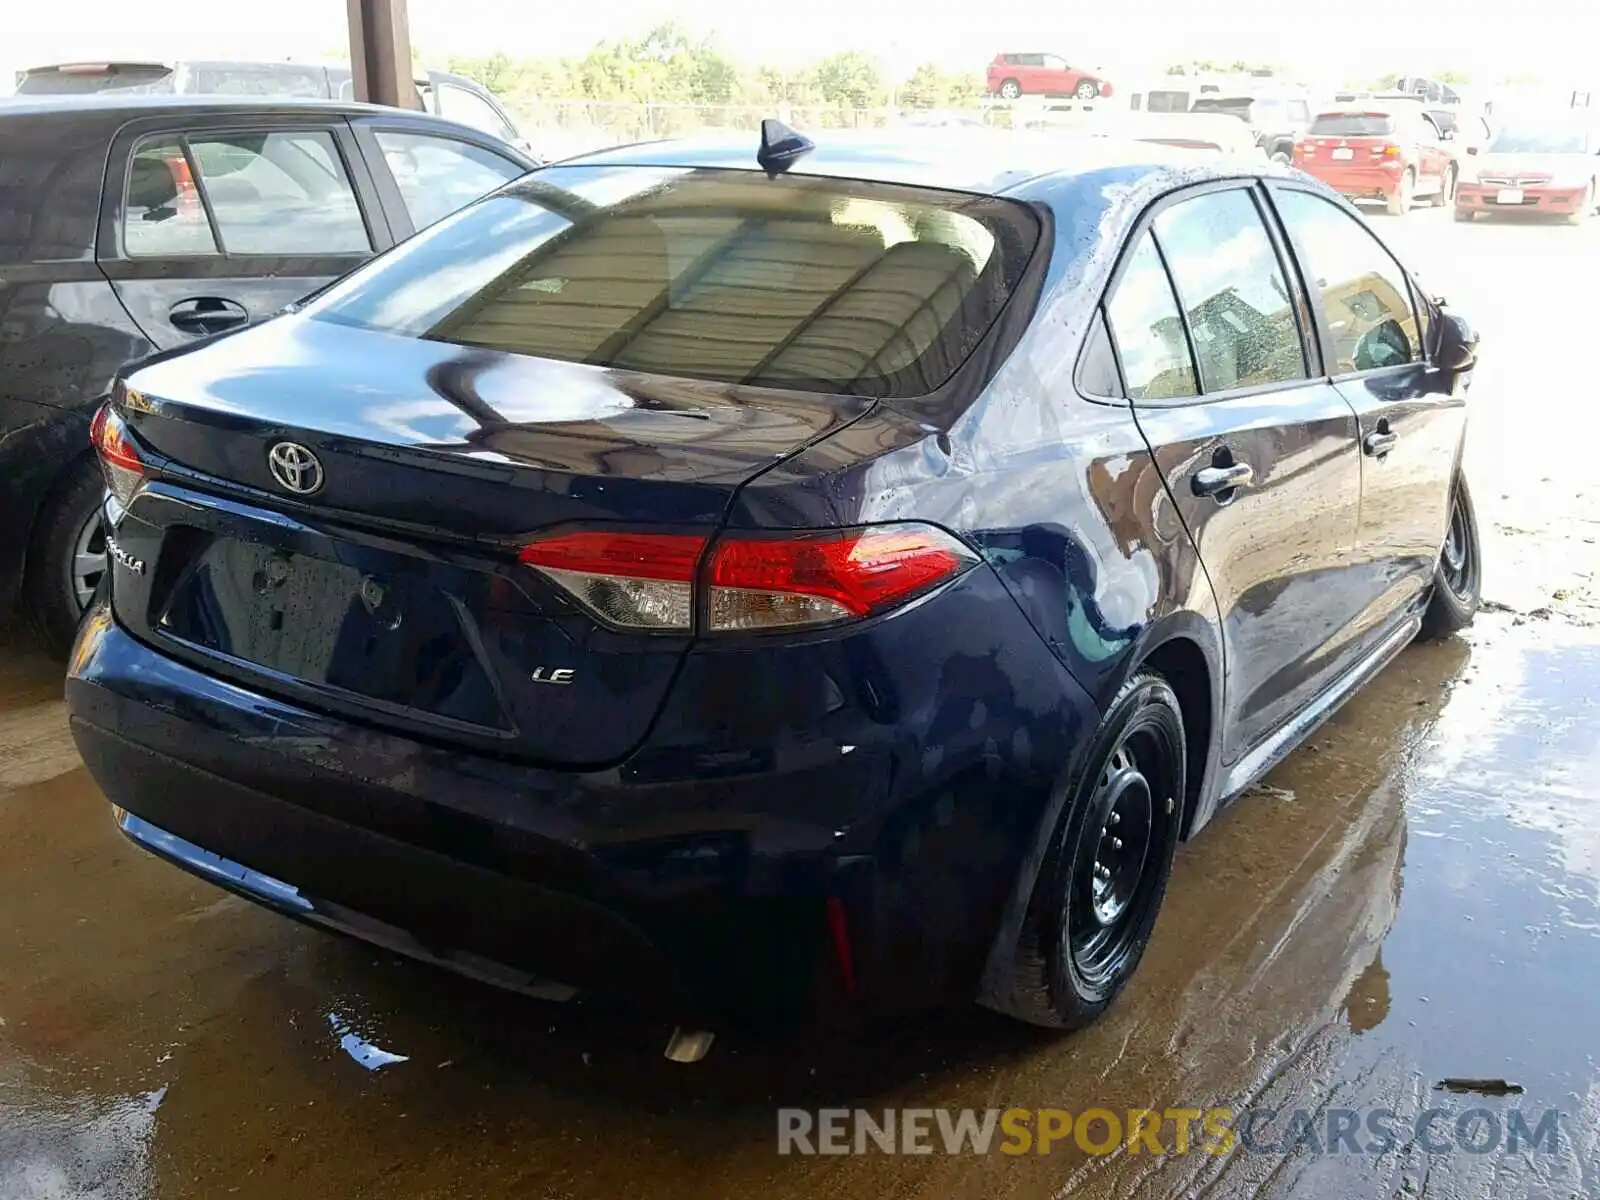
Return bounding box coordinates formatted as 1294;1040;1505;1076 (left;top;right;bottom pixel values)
517;531;704;631
1374;143;1402;159
89;401;146;506
518;523;977;635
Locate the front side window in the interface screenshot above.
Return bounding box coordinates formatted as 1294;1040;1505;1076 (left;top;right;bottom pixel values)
186;131;370;255
1273;188;1420;372
1154;188;1307;393
1105;233;1197;401
374;131;526;231
307;166;1040;398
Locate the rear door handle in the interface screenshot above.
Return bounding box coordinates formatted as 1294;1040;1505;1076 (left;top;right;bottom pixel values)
169;296;249;335
1363;430;1398;457
1191;463;1255;497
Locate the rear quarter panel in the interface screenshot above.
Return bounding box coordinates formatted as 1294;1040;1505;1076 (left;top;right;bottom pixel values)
731;165;1230;826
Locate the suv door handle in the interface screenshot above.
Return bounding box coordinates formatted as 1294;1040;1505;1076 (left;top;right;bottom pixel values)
1191;463;1255;497
1363;430;1398;457
169;296;249;335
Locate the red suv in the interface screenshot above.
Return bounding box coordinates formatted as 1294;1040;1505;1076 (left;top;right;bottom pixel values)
1292;103;1456;215
987;53;1111;101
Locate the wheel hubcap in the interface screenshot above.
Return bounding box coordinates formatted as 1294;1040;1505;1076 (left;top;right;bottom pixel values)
1088;749;1153;926
70;511;107;611
1066;729;1175;985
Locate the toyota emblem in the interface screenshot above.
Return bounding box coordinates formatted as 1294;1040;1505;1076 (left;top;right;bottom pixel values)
267;442;324;495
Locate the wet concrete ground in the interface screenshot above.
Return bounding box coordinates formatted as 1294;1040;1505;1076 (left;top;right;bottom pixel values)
3;208;1598;1198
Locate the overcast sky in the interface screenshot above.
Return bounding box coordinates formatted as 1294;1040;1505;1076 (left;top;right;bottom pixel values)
5;0;1594;84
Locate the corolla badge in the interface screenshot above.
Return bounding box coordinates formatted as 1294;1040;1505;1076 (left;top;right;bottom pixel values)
267;442;324;495
104;537;146;576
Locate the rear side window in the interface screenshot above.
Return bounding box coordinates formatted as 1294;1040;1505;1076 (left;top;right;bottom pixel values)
308;166;1041;398
1153;189;1307;392
374;130;526;230
1309;112;1395;137
436;84;517;141
1272;189;1419;372
191;66;328;97
123;131;370;257
1105;234;1197;401
123;138;218;256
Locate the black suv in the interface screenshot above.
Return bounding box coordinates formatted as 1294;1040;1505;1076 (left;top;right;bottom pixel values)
0;96;535;653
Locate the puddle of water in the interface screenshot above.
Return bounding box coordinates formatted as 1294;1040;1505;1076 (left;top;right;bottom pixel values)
0;1080;165;1200
327;1010;410;1071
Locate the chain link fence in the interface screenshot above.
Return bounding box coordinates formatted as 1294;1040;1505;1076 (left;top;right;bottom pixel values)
511;98;1110;159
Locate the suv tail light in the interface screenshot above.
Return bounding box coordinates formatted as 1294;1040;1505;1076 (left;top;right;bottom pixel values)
518;524;977;634
1372;143;1402;158
90;401;146;506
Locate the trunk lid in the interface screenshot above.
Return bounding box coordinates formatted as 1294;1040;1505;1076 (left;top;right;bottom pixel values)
113;315;866;767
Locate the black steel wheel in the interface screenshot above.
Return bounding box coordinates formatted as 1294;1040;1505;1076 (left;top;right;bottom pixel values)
1009;670;1186;1029
1421;473;1481;639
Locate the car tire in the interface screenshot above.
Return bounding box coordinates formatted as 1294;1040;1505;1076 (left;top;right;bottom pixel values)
999;79;1022;101
1432;166;1456;206
24;457;106;660
1074;79;1099;100
1420;474;1481;640
1453;206;1475;222
1566;182;1594;224
1386;170;1414;216
1006;670;1186;1029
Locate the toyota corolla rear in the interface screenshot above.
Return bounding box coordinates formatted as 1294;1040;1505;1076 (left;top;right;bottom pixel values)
1293;109;1409;202
66;156;1093;1028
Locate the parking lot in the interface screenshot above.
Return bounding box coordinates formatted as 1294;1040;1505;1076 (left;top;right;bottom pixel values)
2;204;1598;1198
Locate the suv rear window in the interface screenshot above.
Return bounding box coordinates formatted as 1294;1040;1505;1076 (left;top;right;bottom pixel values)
17;64;175;94
1190;98;1255;121
1309;112;1396;137
309;165;1041;398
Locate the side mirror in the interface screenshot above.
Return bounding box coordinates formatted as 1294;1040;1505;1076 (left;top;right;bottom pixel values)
1436;311;1478;373
1466;145;1479;155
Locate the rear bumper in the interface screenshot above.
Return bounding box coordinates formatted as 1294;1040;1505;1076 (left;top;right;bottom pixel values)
67;573;1097;1025
1454;182;1590;214
1299;162;1406;200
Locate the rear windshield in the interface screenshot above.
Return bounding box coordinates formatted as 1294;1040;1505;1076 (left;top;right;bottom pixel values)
1146;90;1191;114
1309;112;1396;137
309;165;1041;398
17;65;175;95
1190;98;1254;121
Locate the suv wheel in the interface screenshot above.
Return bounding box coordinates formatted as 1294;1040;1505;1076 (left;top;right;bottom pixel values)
1432;165;1456;206
998;79;1022;100
1074;79;1099;100
1386;170;1414;216
24;458;106;659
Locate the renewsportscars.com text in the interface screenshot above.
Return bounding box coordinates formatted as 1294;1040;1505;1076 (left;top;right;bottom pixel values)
776;1106;1564;1157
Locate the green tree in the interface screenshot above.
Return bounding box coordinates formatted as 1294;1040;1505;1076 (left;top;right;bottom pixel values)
900;62;983;109
804;51;887;109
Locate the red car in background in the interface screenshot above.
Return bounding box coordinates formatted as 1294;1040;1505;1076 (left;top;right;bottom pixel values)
987;53;1111;101
1453;120;1599;223
1292;102;1456;215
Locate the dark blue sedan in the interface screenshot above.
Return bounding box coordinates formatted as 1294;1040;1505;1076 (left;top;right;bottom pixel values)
65;126;1482;1048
